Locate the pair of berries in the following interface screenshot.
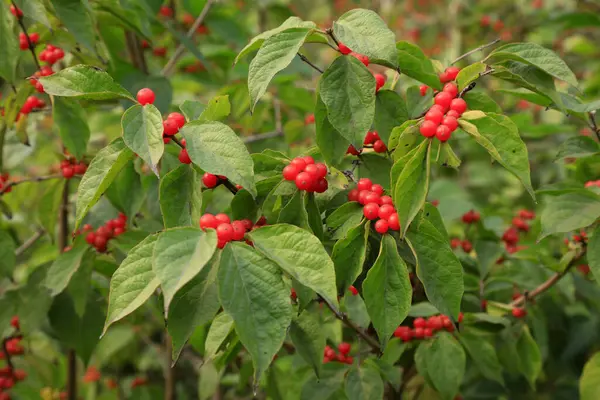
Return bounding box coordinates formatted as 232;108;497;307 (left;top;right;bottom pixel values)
60;159;87;179
323;344;353;365
136;88;156;106
338;42;369;67
348;178;399;234
18;32;39;50
394;313;462;342
585;180;600;188
282;156;329;193
153;47;167;58
39;44;65;65
178;139;192;164
199;213;263;248
29;66;54;93
346;131;387;155
162;112;186;140
83;213;128;252
83;367;101;383
20;96;45;115
3;338;23;356
451;238;472;253
461;210;480;224
567;230;588;245
419;82;467;142
0;174;10;194
202;173;228;189
10;5;23;18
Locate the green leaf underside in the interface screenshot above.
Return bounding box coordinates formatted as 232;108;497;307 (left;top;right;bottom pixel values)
52;96;91;160
159;165;203;228
121;104;164;176
45;239;89;296
396;41;442;90
580;352;600;400
425;333;466;400
333;221;368;292
344;365;385;400
290;308;326;378
539;191;600;239
315;92;349;167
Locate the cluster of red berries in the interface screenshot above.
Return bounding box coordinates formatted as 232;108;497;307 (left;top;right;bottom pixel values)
450;238;472;253
502;209;535;254
9;5;23;18
39;44;65;66
60;159;87;179
461;209;480;224
393;313;462;342
0;317;27;400
82;213;128;252
83;366;101;383
323;343;353;365
162;111;186;142
419;83;466;142
585;180;600;188
181;13;209;34
29;66;54;93
19;96;45;115
346;130;387;156
0;174;11;194
282;156;329;193
347;178;400;234
565;230;588;246
199;214;266;248
183;61;206;74
337;42;369;66
18;32;39;50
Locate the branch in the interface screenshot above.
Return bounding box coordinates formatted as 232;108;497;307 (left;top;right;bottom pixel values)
0;174;62;195
164;334;175;400
457;69;495;98
11;0;42;70
325;28;340;47
320;296;381;354
124;31;148;74
161;0;215;76
452;38;501;65
15;229;45;256
297;53;324;74
170;136;185;149
221;179;239;195
2;337;15;371
242;130;283;143
588;111;600;142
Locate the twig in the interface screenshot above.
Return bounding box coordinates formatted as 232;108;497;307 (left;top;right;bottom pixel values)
124;31;148;74
588;111;600;142
458;82;477;98
0;174;62;195
242;131;283;143
164;334;175;400
297;53;324;74
325;28;340;47
452;38;501;65
320;295;381;354
15;229;45;256
170;136;185;149
161;0;215;76
11;0;42;70
221;179;239;195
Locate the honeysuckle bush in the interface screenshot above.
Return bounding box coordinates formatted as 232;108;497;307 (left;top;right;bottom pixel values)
1;1;600;399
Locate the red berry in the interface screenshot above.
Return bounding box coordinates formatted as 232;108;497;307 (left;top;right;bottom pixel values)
304;114;315;125
461;240;472;252
512;308;527;318
425;109;444;125
282;164;301;181
348;189;359;202
388;213;400;230
449;98;467;115
350;52;369;66
439;71;452;84
420;121;438;138
85;232;96;245
364;131;378;145
231;221;246;241
178;149;192;164
338;342;351;355
347;145;361;156
363;203;380;220
364;192;381;205
445;67;460;81
481;15;491;26
373;140;387;153
443;83;458;98
215;213;230;224
159;5;173;17
304;164;320;178
348;286;358;295
10;316;19;330
136;88;155;105
374;219;389;234
436;125;452;142
199;214;219;230
434;92;453;109
290;157;307;171
450;238;461;249
113;227;125;236
378;204;395;220
302;156;315;165
370;184;383;196
10;4;23;18
315;163;328;179
314;178;328;193
216;223;234;243
427;316;443;331
94;235;107;250
167;112;186;128
241;219;253;231
358;190;371;205
442;116;458;132
380;195;393;205
163;119;179;136
338;42;352;55
374;74;386;91
73;163;87;175
357;178;372;192
202;173;219;188
424;328;434;338
458;312;464;323
420;85;428;96
62;166;75;179
295;172;314;191
413;317;426;329
29;32;40;44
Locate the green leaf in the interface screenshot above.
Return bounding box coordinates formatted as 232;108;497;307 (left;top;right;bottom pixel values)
333;9;397;67
589;226;600;282
374;90;410;144
406;219;463;319
487;42;578;87
13;0;50;28
153;227;217;312
180;100;205;121
491;62;560;108
278;190;311;231
459;331;504;385
39;65;134;101
0;230;16;277
459;111;534;199
45;240;90;296
306;193;324;240
359;153;394;191
121;104;164;176
249;28;313;111
52;97;90;160
396;41;442;89
198;95;231;122
394;139;431;237
218;243;292;384
580;352;600;400
555;136;600;161
75;138;134;229
440;142;461;169
327;202;364;240
52;0;96;52
363;235;411;348
248;224;338;309
474;240;504;278
344;365;385;400
315;92;349;167
103;234;159;335
343;292;371;329
168;253;220;363
159;165;202;228
332;221;368;292
180;121;256;197
104;160;145;218
388;120;420;152
462;92;502;113
66;252;95;318
235;17;316;64
539;191;600;239
290;308;325;378
408;302;440;317
455;62;488;91
161;20;207;66
301;363;347;400
318;56;376;148
205;312;234;360
37;180;65;241
0;2;19;83
517;326;542;387
425;332;466;400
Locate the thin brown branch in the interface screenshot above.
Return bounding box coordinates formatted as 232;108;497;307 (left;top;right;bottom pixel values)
2;337;15;371
221;179;239;195
124;31;148;74
297;53;324;74
11;0;42;70
325;28;340;47
0;174;62;195
588;111;600;142
164;334;175;400
452;38;501;65
161;0;215;76
170;136;185;149
15;229;45;256
242;131;283;144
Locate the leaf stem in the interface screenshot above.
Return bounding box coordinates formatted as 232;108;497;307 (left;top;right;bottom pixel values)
325;28;340;47
0;174;62;195
588;111;600;142
11;0;42;70
170;136;185;149
451;38;501;65
15;228;45;256
297;53;324;74
242;131;283;143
